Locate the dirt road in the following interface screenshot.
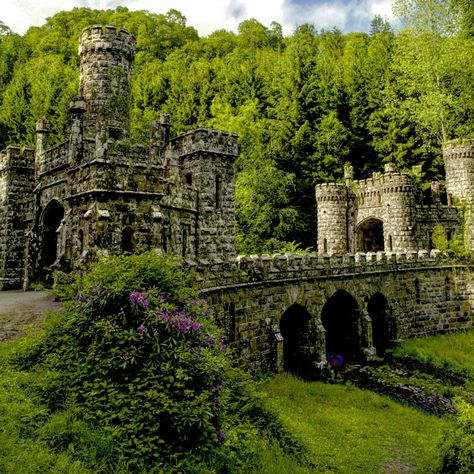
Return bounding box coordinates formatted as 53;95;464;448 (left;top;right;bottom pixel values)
0;290;62;342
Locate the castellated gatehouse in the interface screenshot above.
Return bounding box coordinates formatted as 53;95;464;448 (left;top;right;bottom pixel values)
1;25;474;373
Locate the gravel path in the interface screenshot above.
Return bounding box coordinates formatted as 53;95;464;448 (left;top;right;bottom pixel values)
0;290;62;342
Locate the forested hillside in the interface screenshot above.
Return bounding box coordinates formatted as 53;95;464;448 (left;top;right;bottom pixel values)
0;1;472;253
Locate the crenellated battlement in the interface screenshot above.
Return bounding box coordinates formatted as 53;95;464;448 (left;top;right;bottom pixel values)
193;249;444;290
79;25;135;58
170;128;238;158
315;182;349;202
0;146;34;171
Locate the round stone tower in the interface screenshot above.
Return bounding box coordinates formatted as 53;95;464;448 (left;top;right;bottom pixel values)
78;25;135;139
316;183;350;254
380;172;416;252
444;139;474;250
444;139;474;200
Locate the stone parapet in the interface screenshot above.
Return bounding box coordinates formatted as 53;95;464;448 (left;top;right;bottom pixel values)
79;25;135;59
195;250;445;291
170;128;238;158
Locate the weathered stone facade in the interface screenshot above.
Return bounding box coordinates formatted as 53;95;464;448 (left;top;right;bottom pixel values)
0;25;237;290
316;161;463;255
195;251;474;371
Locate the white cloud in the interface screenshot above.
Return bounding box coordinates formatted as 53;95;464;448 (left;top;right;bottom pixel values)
1;0;395;36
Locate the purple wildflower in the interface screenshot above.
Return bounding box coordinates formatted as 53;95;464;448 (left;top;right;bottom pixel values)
130;291;149;309
137;324;148;335
76;293;88;303
91;286;99;296
102;289;110;299
213;377;224;390
211;396;220;404
219;336;227;352
204;336;215;346
217;430;226;442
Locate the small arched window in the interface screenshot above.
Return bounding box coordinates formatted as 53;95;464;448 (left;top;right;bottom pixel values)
323;238;328;254
78;229;84;254
388;235;393;252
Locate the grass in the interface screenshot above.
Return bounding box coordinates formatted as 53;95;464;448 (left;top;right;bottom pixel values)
258;374;450;473
392;330;474;379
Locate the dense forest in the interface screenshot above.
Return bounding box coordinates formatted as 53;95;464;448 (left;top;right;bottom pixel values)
0;0;473;253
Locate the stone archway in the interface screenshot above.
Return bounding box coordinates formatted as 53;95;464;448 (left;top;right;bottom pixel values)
280;303;312;375
321;290;360;360
40;200;64;282
368;293;394;356
357;217;384;252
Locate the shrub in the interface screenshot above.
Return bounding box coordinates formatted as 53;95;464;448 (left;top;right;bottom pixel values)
21;252;250;471
438;398;474;473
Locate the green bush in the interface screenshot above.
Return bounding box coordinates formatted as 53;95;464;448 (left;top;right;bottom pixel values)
438;398;474;473
14;252;256;472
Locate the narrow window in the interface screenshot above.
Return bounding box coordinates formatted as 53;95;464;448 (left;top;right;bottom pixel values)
323;238;327;254
78;229;84;254
182;226;188;257
415;278;421;304
388;235;393;251
228;302;236;343
185;172;192;186
215;175;221;209
445;277;451;301
446;229;452;241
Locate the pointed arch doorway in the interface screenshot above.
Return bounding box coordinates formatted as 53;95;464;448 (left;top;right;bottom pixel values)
39;200;64;283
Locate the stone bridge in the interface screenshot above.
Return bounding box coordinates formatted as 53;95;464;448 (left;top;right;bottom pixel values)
193;250;474;373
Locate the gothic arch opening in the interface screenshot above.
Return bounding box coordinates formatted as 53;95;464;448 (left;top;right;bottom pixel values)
40;200;64;282
368;292;393;356
280;304;311;375
321;290;359;360
357;218;384;252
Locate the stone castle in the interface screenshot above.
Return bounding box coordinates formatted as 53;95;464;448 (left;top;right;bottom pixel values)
316;139;474;256
0;24;474;296
1;24;474;372
0;25;238;290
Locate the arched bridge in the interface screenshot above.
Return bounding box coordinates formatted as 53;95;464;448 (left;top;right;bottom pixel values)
193;250;474;373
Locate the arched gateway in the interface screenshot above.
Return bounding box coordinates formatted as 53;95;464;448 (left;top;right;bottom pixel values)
39;200;64;282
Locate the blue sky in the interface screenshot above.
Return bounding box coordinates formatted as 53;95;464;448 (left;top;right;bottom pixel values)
2;0;395;36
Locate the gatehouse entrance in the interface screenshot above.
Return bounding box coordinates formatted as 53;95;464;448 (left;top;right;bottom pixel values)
357;218;384;252
40;200;64;283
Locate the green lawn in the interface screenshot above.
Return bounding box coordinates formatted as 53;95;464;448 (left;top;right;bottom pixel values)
257;375;450;473
392;330;474;379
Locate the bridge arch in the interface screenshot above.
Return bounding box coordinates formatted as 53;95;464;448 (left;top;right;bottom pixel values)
321;290;360;360
279;303;312;375
367;292;394;356
357;217;384;252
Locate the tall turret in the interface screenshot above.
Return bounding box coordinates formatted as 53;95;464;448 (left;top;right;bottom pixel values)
380;173;417;252
444;139;474;249
316;183;353;254
78;25;135;140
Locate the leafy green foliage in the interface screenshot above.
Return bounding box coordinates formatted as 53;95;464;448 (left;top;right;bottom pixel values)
439;398;474;473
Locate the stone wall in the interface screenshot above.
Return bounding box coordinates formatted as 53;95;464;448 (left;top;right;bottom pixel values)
0;146;35;289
